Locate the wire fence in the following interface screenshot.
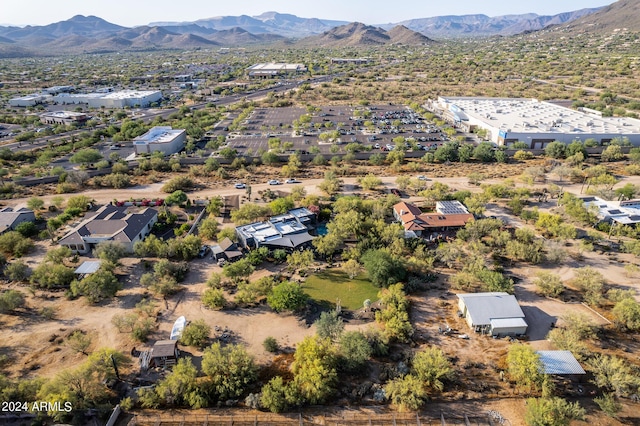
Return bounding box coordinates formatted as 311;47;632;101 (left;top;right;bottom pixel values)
128;411;506;426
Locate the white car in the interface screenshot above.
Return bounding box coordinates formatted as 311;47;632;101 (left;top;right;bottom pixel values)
234;183;246;189
268;180;281;185
285;178;301;184
417;175;428;181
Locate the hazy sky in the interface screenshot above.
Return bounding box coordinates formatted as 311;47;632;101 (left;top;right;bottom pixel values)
1;0;613;27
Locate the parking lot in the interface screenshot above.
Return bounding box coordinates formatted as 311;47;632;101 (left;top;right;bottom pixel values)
220;104;448;156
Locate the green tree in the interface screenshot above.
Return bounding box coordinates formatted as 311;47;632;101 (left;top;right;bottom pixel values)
230;203;271;225
66;331;92;355
507;344;544;394
263;336;279;353
222;258;255;283
201;342;258;400
0;231;33;257
533;272;564;298
260;376;294;413
70;148;103;165
269;197;295;215
338;331;372;373
30;263;75;288
202;287;226;310
5;261;29;282
343;259;361;279
544;141;566;159
286;249;314;273
179;319;211;349
594;393;622;419
165;190;188;206
198;216;219;240
358;174;383;191
146;357;206;408
385;374;427;412
93;241;127;264
473;142;495;162
587;354;640;397
70;268;121;303
524;397;585;426
267;281;308;312
361;249;406;288
314;310;344;341
292;336;337;404
611;298;640;331
26;197;45;211
601;144;624;162
412;346;453;392
0;289;25;313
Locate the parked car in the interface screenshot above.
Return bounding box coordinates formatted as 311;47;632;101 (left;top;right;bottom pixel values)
197;246;210;258
234;183;246;189
390;188;401;196
285;178;301;184
268;180;281;185
417;175;428;181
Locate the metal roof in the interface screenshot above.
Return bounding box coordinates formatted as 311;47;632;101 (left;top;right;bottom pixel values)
490;317;528;329
74;260;102;275
458;292;525;326
537;351;586;375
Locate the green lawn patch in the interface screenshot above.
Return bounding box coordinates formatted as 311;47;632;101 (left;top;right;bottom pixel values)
303;269;380;311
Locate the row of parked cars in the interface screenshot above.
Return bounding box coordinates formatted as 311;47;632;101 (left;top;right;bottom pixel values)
233;179;301;189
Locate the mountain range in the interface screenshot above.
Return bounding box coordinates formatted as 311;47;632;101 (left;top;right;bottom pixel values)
0;3;631;57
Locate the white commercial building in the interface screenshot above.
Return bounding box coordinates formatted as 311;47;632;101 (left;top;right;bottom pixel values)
133;126;186;155
53;90;162;108
433;97;640;148
9;94;50;107
247;63;307;78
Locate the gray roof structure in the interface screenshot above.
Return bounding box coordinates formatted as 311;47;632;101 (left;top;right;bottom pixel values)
74;260;102;275
537;351;586;375
458;292;526;326
0;207;35;232
59;205;157;246
236;208;315;250
151;340;178;359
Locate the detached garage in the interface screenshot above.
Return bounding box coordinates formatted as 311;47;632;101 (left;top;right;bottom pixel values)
457;292;528;337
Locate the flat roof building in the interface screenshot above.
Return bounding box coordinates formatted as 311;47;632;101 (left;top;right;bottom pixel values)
133;126;186;156
40;111;89;126
247;63;307;78
236;208;316;251
457;292;528;336
580;196;640;225
9;94;50;107
53;90;162;108
433;97;640;148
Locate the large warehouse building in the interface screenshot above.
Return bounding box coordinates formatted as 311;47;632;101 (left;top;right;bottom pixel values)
433;97;640;148
247;63;307;78
133;126;186;155
53;90;162;108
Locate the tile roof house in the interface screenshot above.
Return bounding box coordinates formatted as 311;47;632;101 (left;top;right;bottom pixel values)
59;205;158;254
0;207;36;234
393;201;474;237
